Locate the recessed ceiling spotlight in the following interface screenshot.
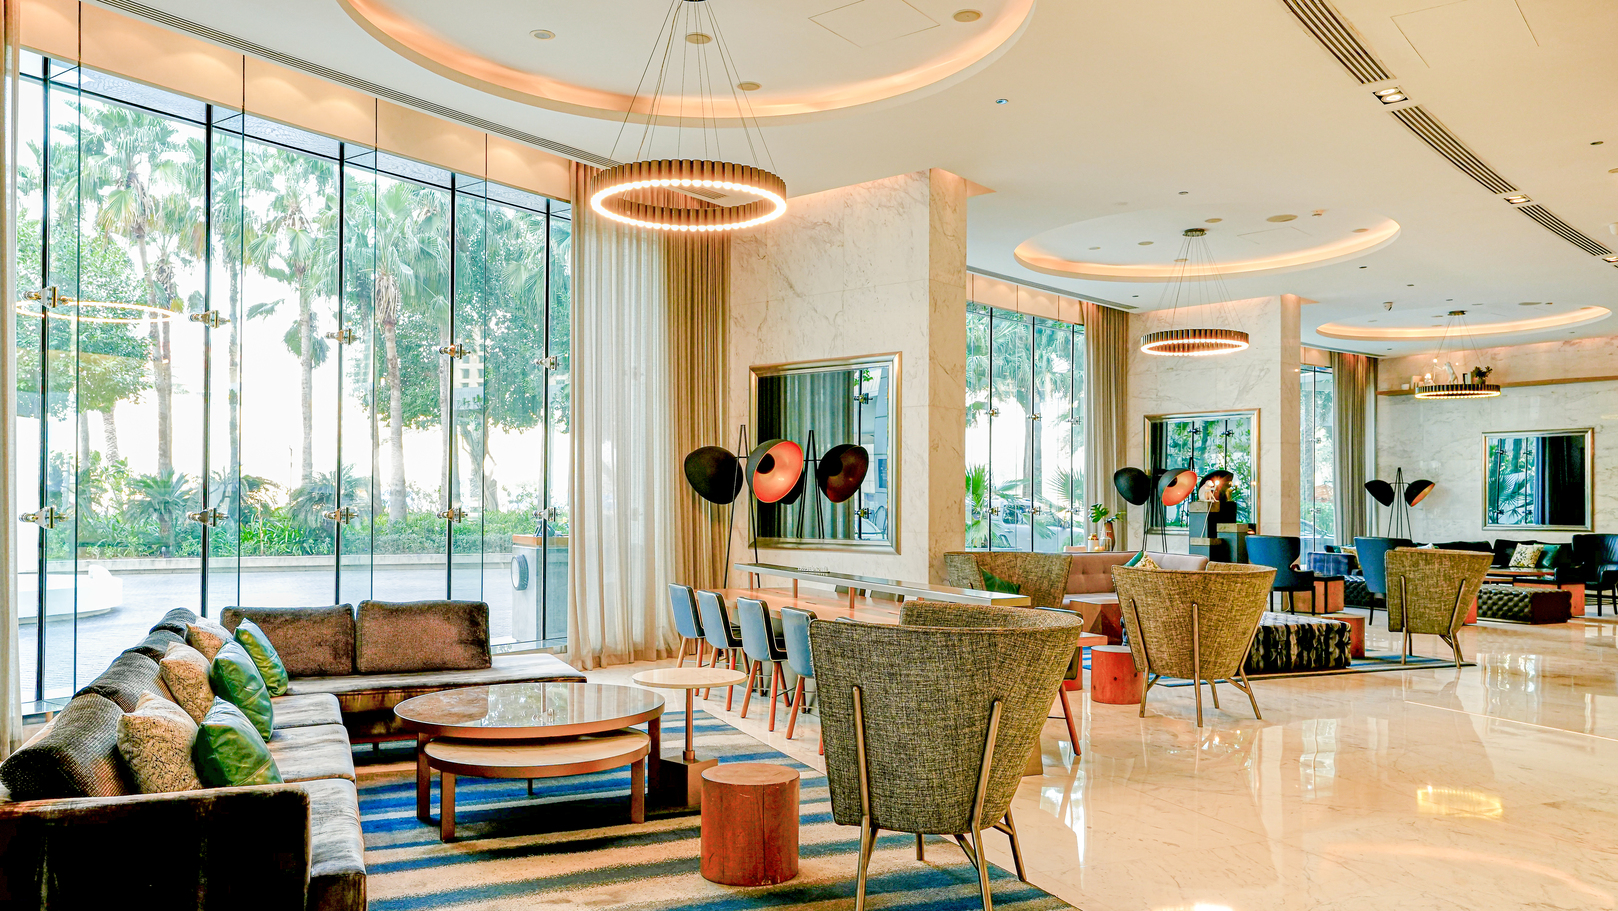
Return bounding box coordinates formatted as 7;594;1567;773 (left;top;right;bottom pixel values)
1373;87;1407;104
1089;246;1101;250
1174;258;1188;263
1352;228;1369;233
1359;265;1368;269
1204;217;1222;223
1603;255;1618;262
953;9;983;21
530;29;555;40
1407;284;1415;287
994;98;1009;105
686;32;713;44
1368;319;1377;322
1178;191;1189;195
1503;194;1531;205
1267;214;1298;222
1593;141;1605;146
737;81;761;91
1518;301;1542;306
1138;241;1154;245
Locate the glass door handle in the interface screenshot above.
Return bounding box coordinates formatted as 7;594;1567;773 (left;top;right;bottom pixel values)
325;328;356;344
536;356;558;370
187;508;226;527
189;310;229;329
18;506;64;529
437;507;467;522
439;344;467;358
323;507;357;524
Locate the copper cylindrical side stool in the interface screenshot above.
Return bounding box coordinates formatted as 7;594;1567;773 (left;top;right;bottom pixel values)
700;762;800;886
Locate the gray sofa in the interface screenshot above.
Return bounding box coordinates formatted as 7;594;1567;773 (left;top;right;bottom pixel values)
0;601;585;910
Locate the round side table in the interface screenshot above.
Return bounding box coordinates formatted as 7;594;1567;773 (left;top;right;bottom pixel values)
1322;612;1366;658
1091;645;1144;705
701;763;800;886
633;666;749;808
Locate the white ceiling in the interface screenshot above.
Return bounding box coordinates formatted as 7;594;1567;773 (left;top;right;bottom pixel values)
131;0;1618;356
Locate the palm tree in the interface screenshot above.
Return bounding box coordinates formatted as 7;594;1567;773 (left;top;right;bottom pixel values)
125;469;195;557
286;465;371;532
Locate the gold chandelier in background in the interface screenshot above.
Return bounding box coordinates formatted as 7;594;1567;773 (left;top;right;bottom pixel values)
1412;310;1502;399
588;0;787;233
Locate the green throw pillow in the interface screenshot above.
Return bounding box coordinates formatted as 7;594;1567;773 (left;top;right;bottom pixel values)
193;698;282;788
1537;543;1568;569
1124;551;1146;567
209;640;274;741
980;569;1022;595
234;619;289;697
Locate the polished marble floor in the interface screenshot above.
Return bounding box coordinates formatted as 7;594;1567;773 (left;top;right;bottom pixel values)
600;615;1618;911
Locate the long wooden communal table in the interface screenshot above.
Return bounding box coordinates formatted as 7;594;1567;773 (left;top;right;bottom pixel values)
734;562;1031;610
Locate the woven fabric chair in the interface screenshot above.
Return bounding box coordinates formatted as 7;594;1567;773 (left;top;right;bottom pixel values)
1384;548;1492;666
1111;563;1274;727
810;602;1082;911
941;552;1071;610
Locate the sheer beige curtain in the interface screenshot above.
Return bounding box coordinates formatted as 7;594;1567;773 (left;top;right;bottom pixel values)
1331;351;1373;545
1;0;22;755
1083;301;1130;545
566;164;729;669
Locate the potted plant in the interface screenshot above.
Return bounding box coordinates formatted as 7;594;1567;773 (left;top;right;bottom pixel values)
1089;503;1113;551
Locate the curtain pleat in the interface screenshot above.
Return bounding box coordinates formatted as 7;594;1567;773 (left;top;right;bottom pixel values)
566;164;729;669
1083;301;1130;544
1331;351;1373;545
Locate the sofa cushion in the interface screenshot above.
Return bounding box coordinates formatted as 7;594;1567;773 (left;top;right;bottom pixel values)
194;698;282;788
1151;552;1211;571
1065;552;1134;594
300;778;368;911
149;607;199;637
74;650;162;712
355;600;491;674
187;618;235;661
235;619;291;697
211;640;275;741
272;692;343;730
116;691;202;794
160;642;217;724
268;723;356;783
1;694;133;800
222;605;357;678
125;628;186;661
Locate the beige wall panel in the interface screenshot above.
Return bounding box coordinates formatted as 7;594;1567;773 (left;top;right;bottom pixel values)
378;100;484;176
81;3;241;107
20;0;76;60
1057;295;1084;326
1015;285;1058;320
245;57;376;147
973;275;1015;310
486;134;570;201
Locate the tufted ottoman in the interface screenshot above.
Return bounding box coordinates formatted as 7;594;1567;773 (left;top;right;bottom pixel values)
1244;613;1353;675
1476;585;1572;624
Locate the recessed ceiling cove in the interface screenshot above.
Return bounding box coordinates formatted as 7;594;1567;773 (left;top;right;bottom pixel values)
1014;205;1400;283
337;0;1035;124
1317;304;1611;341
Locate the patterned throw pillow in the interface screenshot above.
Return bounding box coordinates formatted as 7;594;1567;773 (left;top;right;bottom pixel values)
1136;554;1162;570
233;619;290;697
160;643;216;724
1509;543;1544;569
187;619;234;661
116;691;202;794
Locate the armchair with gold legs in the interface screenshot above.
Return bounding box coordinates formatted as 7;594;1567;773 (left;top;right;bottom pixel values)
810;602;1082;911
1385;548;1492;667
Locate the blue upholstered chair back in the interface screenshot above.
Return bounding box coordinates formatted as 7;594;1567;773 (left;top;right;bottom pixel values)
736;597;786;663
1247;536;1310;591
1354;537;1414;596
668;583;703;640
695;590;742;651
780;607;815;679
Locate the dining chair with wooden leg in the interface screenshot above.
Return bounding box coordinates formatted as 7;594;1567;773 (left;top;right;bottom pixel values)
668;583;707;669
736;597;793;731
696;590;747;710
780;607;819;751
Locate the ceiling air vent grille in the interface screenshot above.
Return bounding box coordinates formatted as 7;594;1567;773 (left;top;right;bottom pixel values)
1277;0;1393;84
1517;206;1613;256
1389;106;1517;194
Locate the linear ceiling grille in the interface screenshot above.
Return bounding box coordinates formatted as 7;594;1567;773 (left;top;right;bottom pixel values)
1517;206;1613;256
1277;0;1393;84
1388;107;1517;194
98;0;619;168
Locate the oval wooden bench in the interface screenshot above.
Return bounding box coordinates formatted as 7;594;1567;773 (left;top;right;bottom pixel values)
700;762;800;886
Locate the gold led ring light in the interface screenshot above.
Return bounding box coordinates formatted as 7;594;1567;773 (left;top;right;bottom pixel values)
588;160;786;233
1139;228;1250;357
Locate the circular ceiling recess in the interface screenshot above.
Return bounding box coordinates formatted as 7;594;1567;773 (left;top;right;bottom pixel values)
338;0;1036;124
1316;304;1611;341
1013;204;1401;282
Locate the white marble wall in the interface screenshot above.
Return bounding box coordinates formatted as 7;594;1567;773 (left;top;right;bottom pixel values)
1125;295;1302;548
728;170;968;583
1377;370;1618;544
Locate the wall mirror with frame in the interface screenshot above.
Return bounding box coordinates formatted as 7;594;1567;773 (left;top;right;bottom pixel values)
750;354;898;551
1483;429;1593;530
1145;410;1258;532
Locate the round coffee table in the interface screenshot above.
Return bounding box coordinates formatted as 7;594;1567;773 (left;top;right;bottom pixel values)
396;682;665;827
632;667;749;808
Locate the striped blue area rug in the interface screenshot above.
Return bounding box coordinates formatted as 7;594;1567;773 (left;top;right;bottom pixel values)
358;709;1076;911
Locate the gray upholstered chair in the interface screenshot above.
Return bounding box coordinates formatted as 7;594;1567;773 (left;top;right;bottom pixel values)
810;602;1082;911
1111;563;1274;727
1384;548;1492;666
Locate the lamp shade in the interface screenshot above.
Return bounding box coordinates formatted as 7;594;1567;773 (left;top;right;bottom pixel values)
816;444;870;504
1159;468;1198;507
1197;470;1235;502
1365;479;1395;507
683;446;744;504
1404;479;1435;506
1113;467;1152;506
746;439;804;504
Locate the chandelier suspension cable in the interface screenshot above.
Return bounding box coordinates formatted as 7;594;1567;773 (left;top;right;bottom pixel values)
608;0;682;163
703;0;777;174
1140;227;1249;356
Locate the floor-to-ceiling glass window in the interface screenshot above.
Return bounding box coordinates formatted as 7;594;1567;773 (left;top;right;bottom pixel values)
1300;365;1336;552
963;300;1085;552
13;54;572;709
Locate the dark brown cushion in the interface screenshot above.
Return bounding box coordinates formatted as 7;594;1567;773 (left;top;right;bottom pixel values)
149;607;199;637
125;629;185;661
0;694;133;801
354;600;491;674
220;605;356;678
74;651;162;712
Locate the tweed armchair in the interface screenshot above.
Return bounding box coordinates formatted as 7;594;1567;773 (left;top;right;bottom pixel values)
1111;563;1274;727
810;602;1082;911
1384;548;1492;666
942;552;1071;610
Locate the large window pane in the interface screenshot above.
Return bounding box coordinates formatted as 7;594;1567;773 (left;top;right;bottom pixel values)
1300;366;1335;552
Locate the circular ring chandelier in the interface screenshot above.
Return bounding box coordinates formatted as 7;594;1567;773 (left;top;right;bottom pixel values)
1139;229;1249;357
1412;382;1501;399
589;160;786;233
1411;310;1501;400
598;0;787;233
15;298;178;324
